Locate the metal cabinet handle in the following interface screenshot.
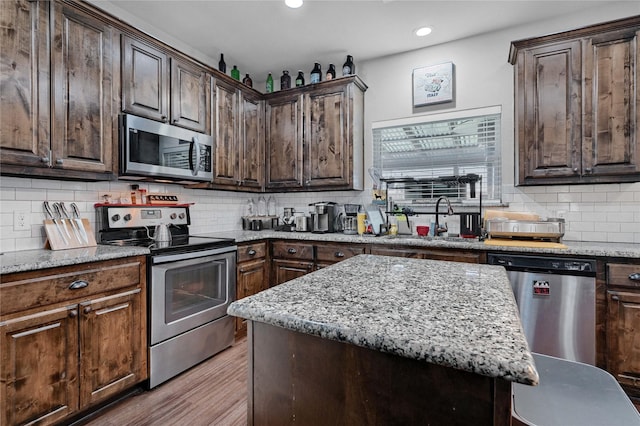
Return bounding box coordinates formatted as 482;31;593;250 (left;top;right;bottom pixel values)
629;273;640;281
288;248;297;254
247;249;257;256
584;167;592;173
83;306;92;314
68;280;88;290
56;158;63;165
41;156;50;163
69;310;78;318
161;115;168;122
611;295;620;301
573;167;579;173
335;251;345;258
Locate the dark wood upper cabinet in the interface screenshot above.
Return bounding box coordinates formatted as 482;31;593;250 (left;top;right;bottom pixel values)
510;16;640;185
1;0;115;180
121;36;169;123
239;90;264;189
122;35;208;133
265;76;366;191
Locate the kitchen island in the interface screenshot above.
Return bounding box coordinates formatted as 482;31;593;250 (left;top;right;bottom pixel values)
228;254;538;425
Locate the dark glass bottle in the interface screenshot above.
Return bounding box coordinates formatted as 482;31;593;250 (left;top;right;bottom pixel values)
231;65;240;80
342;55;355;76
295;70;305;87
266;73;274;93
218;53;226;73
326;64;336;80
243;74;253;87
310;62;321;84
280;70;291;90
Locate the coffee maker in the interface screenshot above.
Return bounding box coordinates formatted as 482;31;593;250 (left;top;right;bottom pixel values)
310;202;336;233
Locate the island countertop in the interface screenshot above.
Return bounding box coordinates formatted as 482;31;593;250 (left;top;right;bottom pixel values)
228;254;539;386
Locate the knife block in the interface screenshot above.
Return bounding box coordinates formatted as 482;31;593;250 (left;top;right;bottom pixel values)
44;218;97;250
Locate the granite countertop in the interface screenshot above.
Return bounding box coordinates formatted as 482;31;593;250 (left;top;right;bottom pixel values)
198;229;640;259
0;245;150;275
227;254;539;385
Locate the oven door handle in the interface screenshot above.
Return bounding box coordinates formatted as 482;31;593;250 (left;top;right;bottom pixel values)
152;245;237;264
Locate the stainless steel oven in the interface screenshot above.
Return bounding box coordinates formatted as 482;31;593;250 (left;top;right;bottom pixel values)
149;246;236;388
120;113;213;181
97;205;236;388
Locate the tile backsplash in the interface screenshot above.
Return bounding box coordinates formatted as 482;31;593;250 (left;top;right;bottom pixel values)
1;177;639;253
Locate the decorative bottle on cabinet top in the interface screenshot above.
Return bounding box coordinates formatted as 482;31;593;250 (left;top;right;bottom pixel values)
326;64;336;80
231;65;240;80
280;70;291;90
342;55;355;76
243;74;253;87
218;53;226;73
295;70;305;87
310;62;322;84
266;73;273;93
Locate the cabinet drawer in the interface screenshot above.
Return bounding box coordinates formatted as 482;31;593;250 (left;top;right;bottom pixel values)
608;263;640;288
238;242;268;263
0;258;143;316
316;244;365;263
272;241;314;261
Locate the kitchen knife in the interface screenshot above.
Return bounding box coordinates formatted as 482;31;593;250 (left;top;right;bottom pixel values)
44;201;68;245
60;202;85;244
52;203;72;241
70;203;89;245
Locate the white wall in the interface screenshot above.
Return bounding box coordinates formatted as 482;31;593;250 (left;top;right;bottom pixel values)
1;2;639;252
359;1;640;244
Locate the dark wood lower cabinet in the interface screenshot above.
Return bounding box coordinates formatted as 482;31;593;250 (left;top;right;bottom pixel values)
271;259;314;286
607;290;640;392
248;321;511;425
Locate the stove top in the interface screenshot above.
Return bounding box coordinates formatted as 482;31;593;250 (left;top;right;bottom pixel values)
101;235;236;254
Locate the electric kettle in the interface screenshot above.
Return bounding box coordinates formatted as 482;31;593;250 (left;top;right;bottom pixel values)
146;224;172;242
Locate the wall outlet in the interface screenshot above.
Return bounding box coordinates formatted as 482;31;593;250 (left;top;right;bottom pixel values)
14;211;30;231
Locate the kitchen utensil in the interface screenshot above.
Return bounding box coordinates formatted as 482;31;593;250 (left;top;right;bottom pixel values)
295;215;310;232
44;202;68;245
59;202;85;244
52;203;72;241
70;203;90;244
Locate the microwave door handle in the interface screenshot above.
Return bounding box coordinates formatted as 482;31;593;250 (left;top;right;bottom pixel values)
190;136;201;176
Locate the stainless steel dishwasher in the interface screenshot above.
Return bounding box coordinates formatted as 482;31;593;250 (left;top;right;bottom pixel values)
487;253;597;365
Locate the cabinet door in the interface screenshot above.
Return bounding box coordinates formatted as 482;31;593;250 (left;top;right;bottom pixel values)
50;3;113;174
607;290;640;389
0;0;50;168
369;246;424;259
516;40;582;184
236;258;268;336
0;305;79;426
170;58;207;133
305;85;350;187
79;289;144;407
212;78;239;186
271;259;313;286
265;94;304;188
239;91;264;188
584;28;640;179
122;36;169;122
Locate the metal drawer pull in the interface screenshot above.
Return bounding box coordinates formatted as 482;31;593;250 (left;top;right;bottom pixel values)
335;252;345;258
83;306;92;314
69;310;78;318
68;280;88;290
611;295;620;301
288;248;297;254
629;273;640;281
248;249;257;256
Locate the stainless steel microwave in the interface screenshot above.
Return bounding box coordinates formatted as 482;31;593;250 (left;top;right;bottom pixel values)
120;114;213;181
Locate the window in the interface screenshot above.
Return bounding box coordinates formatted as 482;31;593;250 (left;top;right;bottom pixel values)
372;106;501;205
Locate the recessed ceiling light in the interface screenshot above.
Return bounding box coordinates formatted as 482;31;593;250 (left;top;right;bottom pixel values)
415;27;432;37
285;0;303;8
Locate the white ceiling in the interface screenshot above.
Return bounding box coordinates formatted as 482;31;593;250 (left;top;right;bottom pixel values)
93;0;624;84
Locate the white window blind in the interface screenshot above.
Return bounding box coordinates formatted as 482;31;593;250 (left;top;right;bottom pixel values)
372;106;501;203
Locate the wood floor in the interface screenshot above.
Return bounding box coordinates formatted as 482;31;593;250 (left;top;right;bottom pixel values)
82;337;248;426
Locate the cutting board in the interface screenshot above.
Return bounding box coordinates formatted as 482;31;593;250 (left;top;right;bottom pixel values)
44;218;97;250
484;239;567;249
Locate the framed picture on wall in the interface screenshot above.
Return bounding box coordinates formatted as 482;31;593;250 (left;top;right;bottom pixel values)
412;62;454;107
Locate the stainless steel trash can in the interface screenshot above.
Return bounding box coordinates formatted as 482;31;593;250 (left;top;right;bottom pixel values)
512;353;640;425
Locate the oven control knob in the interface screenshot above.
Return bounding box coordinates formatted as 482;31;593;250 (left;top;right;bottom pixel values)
178;213;186;219
111;214;120;222
170;213;177;220
123;214;132;222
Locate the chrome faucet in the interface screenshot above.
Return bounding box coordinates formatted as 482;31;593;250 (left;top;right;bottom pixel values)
435;196;454;236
